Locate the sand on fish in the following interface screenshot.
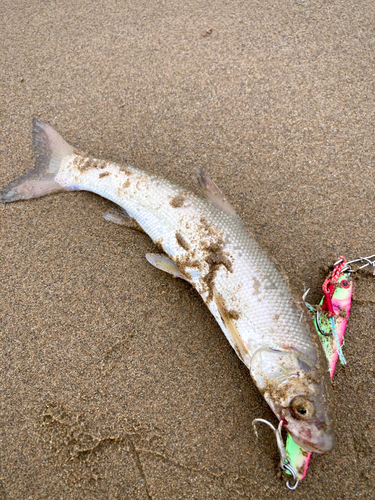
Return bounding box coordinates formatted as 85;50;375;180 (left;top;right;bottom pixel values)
0;1;374;499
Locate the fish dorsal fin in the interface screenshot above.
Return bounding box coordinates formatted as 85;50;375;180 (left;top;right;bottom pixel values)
195;168;238;217
146;253;188;281
213;289;249;364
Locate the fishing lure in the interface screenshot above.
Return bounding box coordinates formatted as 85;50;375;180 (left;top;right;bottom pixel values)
255;254;375;489
284;257;352;488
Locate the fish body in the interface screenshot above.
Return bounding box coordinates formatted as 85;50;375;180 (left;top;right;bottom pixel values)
0;119;335;453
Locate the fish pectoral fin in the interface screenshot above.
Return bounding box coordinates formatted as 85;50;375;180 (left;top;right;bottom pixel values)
213;290;249;364
146;253;188;281
194;168;238;217
250;348;301;391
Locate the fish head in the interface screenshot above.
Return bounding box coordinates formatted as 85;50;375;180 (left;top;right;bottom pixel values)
276;376;335;453
251;347;335;453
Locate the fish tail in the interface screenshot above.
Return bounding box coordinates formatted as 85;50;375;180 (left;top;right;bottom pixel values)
0;118;74;202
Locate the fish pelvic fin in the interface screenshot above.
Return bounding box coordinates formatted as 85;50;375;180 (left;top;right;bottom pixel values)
194;168;238;217
213;289;249;364
0;118;73;203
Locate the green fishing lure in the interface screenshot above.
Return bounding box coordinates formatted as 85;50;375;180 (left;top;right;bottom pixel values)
285;254;375;488
254;254;374;489
285;258;352;487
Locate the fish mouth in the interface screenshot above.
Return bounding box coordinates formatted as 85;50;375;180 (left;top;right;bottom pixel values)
291;431;335;454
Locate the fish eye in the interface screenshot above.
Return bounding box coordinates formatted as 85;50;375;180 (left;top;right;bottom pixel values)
289;396;315;420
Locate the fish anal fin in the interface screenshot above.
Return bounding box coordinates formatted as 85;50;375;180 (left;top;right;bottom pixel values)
102;208;145;233
213;290;248;363
102;211;128;225
195;168;238;217
146;253;188;281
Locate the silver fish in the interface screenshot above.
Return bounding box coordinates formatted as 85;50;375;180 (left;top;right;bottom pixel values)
0;119;334;453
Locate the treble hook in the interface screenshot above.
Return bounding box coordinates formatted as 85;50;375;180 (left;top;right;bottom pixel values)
252;418;299;490
302;288;317;314
282;462;299;490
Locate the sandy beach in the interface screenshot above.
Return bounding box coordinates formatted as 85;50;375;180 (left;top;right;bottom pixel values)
1;1;374;498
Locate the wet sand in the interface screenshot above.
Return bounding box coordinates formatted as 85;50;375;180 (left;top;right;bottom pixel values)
0;1;374;498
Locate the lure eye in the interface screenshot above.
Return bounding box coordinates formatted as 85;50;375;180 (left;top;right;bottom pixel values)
341;280;350;288
289;396;316;420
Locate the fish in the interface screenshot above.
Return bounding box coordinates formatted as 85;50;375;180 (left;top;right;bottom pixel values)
0;118;335;454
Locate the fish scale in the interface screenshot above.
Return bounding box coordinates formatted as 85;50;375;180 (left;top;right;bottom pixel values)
61;154;316;361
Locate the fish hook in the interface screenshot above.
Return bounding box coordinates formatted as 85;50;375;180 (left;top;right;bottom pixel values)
302;288;316;314
252;418;299;490
282;462;299;490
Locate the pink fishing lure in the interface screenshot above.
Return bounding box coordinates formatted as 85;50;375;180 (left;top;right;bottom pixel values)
285;259;352;486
